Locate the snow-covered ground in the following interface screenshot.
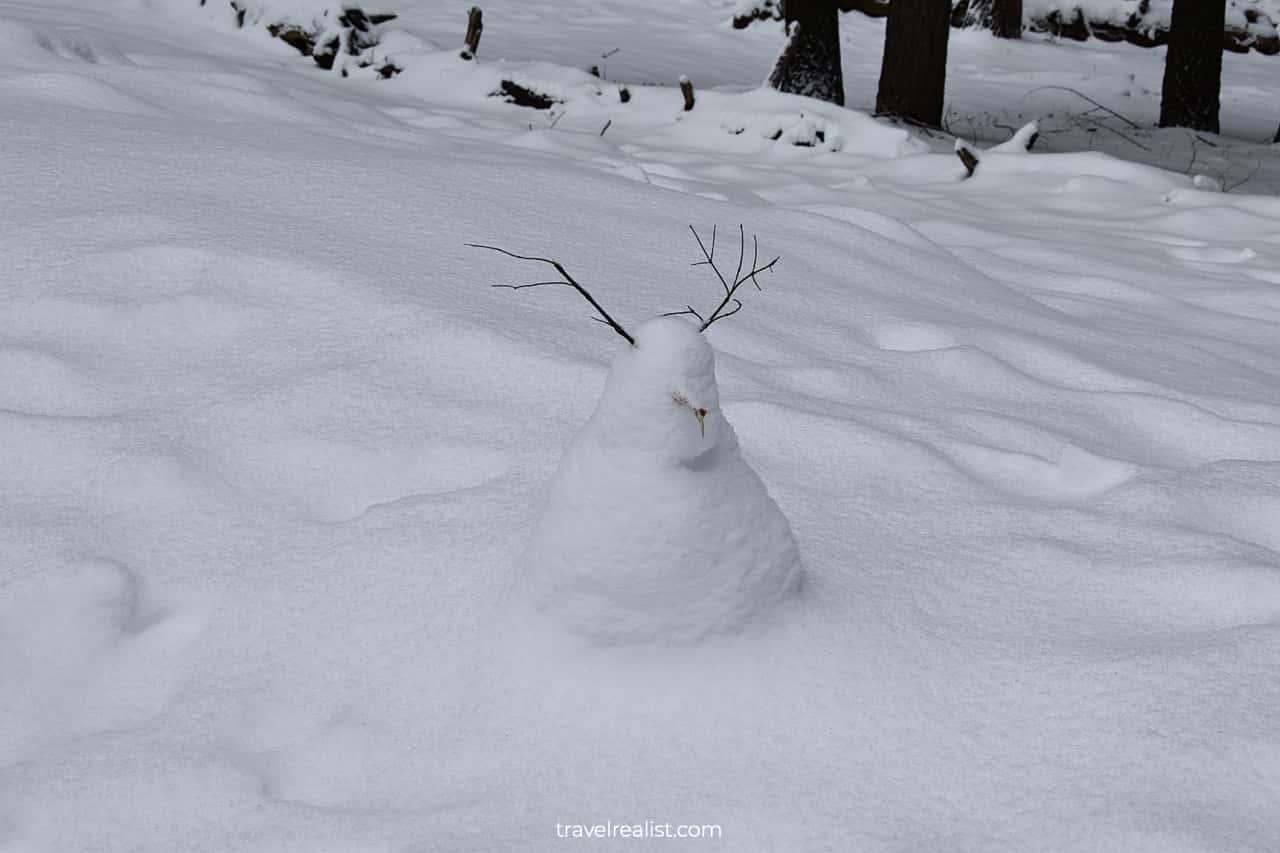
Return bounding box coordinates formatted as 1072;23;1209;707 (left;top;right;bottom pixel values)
3;1;1280;851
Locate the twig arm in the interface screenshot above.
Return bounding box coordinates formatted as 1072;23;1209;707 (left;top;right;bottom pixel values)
694;224;778;331
468;243;635;345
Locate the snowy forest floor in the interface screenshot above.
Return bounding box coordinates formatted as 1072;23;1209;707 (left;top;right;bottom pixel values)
397;0;1280;193
2;1;1280;852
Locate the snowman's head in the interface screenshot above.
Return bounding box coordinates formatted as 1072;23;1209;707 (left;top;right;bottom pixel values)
593;317;730;462
474;226;777;463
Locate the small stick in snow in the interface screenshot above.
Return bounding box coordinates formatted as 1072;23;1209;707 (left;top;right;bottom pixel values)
461;6;483;60
599;119;612;137
955;120;1038;179
679;75;695;112
955;139;979;177
468;243;635;345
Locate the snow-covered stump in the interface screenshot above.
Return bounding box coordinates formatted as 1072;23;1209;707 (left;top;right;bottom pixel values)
679;75;695;111
955;120;1039;178
460;6;482;61
526;318;801;643
473;229;801;643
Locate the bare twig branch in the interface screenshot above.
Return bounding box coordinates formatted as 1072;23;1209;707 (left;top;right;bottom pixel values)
491;280;568;289
1181;131;1200;176
1067;112;1151;151
468;243;635;345
1223;160;1262;193
714;299;744;322
732;224;745;295
747;235;764;290
662;305;706;322
1086;117;1150;151
1024;86;1140;129
681;225;778;332
688;224;730;293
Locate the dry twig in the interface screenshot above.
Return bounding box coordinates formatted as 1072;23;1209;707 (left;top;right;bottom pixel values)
1024;86;1140;129
468;244;634;344
667;225;778;332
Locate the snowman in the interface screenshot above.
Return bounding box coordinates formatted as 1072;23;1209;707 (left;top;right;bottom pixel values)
474;228;801;642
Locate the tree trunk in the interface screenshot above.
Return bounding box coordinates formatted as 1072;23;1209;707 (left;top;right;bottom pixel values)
1158;0;1226;133
767;0;845;106
876;0;950;126
964;0;1022;38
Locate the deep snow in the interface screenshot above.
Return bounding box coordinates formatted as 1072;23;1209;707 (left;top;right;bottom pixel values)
2;1;1280;851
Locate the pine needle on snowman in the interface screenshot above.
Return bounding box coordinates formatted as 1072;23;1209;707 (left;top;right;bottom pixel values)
471;227;801;643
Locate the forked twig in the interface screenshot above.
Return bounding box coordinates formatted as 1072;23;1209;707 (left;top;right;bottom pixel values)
467;243;635;345
662;304;706;322
684;224;778;331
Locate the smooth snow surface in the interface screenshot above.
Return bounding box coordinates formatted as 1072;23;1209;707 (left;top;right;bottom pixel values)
525;318;801;642
3;1;1280;852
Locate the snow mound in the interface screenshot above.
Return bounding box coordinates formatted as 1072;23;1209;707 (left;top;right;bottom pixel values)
715;87;924;155
525;318;801;643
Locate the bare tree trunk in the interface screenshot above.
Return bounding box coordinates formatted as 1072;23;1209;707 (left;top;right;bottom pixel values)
876;0;950;127
767;0;845;106
991;0;1022;37
1158;0;1226;133
964;0;1022;38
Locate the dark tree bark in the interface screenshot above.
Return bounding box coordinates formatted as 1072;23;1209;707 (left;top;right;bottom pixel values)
876;0;950;127
1158;0;1226;133
767;0;845;106
963;0;1022;38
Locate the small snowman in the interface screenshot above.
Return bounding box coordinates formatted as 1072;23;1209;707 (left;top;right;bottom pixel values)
474;228;801;642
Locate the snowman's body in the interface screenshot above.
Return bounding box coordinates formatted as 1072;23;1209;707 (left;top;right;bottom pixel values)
525;318;801;642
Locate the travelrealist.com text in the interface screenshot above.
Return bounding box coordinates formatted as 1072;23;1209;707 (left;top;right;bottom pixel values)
555;821;723;840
